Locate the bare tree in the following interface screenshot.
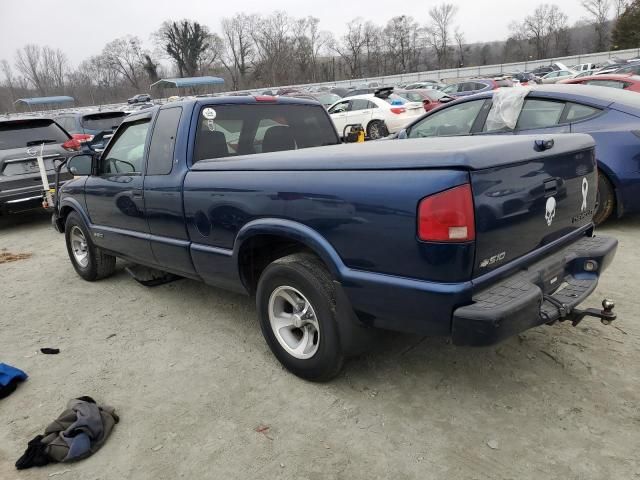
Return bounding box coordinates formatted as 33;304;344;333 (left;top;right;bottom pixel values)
454;29;467;67
251;12;293;85
383;16;421;74
102;36;145;89
220;13;255;89
154;20;213;77
15;45;46;94
426;3;458;69
334;18;367;78
362;21;384;76
582;0;611;50
613;0;630;17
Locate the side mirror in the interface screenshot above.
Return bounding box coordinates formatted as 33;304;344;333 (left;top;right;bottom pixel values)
67;154;93;176
397;129;408;139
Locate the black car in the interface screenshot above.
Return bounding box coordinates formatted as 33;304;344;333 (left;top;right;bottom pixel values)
127;93;152;104
54;111;127;151
0;118;74;214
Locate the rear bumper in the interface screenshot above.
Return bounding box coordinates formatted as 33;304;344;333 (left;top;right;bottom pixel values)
451;235;617;346
0;189;45;214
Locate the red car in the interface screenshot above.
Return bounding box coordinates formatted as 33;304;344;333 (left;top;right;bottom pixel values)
558;73;640;93
394;89;456;112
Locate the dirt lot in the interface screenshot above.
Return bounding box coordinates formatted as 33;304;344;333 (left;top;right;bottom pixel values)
0;211;639;480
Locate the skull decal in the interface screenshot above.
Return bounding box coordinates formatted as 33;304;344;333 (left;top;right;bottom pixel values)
545;196;556;226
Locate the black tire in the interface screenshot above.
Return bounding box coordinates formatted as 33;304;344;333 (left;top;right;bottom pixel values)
256;253;344;381
367;120;387;140
593;174;615;226
64;211;116;281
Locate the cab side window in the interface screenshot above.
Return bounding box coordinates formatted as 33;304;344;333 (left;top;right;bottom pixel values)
147;107;182;175
100;120;150;174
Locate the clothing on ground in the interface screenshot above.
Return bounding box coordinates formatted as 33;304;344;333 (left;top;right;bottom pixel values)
15;396;119;470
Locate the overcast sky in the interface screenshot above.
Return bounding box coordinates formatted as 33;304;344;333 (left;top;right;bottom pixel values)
0;0;589;67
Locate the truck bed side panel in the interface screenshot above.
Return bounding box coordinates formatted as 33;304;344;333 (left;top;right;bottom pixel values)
183;169;471;283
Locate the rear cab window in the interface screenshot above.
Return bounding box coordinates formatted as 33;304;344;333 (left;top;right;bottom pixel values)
193;103;339;163
0;119;69;150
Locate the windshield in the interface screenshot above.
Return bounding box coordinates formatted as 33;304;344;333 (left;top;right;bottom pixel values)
82;112;127;131
0;119;69;150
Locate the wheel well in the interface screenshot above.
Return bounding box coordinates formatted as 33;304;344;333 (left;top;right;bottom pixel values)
57;205;75;231
238;235;315;295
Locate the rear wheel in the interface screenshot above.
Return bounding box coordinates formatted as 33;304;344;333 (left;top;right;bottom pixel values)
256;253;344;381
593;174;615;226
367;120;387;140
65;212;116;281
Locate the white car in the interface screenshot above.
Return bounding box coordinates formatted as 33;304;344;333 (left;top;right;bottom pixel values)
327;94;425;140
541;70;577;84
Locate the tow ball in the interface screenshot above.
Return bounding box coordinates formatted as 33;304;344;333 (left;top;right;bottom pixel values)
564;299;616;327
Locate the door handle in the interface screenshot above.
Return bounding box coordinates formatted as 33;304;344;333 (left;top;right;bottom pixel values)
132;192;143;198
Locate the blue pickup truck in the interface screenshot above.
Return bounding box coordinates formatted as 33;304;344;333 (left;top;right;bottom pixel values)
52;96;617;380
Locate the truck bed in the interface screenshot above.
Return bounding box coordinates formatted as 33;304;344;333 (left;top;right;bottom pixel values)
190;134;595;171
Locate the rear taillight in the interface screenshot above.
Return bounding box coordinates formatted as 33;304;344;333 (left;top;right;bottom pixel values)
62;138;82;151
418;184;475;242
72;133;94;143
390;107;406;114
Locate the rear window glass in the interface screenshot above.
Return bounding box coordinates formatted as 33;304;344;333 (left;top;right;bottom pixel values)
81;112;127;131
565;103;601;122
193;104;339;162
516;99;565;130
0;119;68;150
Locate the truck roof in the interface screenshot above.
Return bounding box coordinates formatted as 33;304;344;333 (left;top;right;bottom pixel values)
191;134;594;171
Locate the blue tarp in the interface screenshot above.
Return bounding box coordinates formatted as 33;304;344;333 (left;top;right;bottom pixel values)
14;96;75;106
150;76;225;89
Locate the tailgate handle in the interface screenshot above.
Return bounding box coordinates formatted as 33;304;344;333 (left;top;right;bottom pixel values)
544;178;559;195
534;139;555;151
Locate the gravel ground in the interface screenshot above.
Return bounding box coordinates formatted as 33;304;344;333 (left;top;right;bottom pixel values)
1;211;639;480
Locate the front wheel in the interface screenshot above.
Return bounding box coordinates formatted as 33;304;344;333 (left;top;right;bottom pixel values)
256;253;344;381
65;212;116;281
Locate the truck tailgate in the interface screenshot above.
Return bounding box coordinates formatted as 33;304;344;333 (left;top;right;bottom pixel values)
471;142;597;277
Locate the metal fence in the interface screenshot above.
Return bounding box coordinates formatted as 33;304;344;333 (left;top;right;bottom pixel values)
253;47;640;91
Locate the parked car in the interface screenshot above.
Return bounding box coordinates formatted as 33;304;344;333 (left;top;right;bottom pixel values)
127;93;151;104
572;70;597;79
540;70;576;84
532;65;556;76
283;92;342;109
54;111;128;149
558;73;640;93
328;91;424;139
0;118;74;214
394;89;455;112
511;72;542;86
404;80;443;90
343;88;376;98
53;95;617;380
394;84;640;224
330;87;349;98
441;79;513;97
614;62;640;75
571;63;598;72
